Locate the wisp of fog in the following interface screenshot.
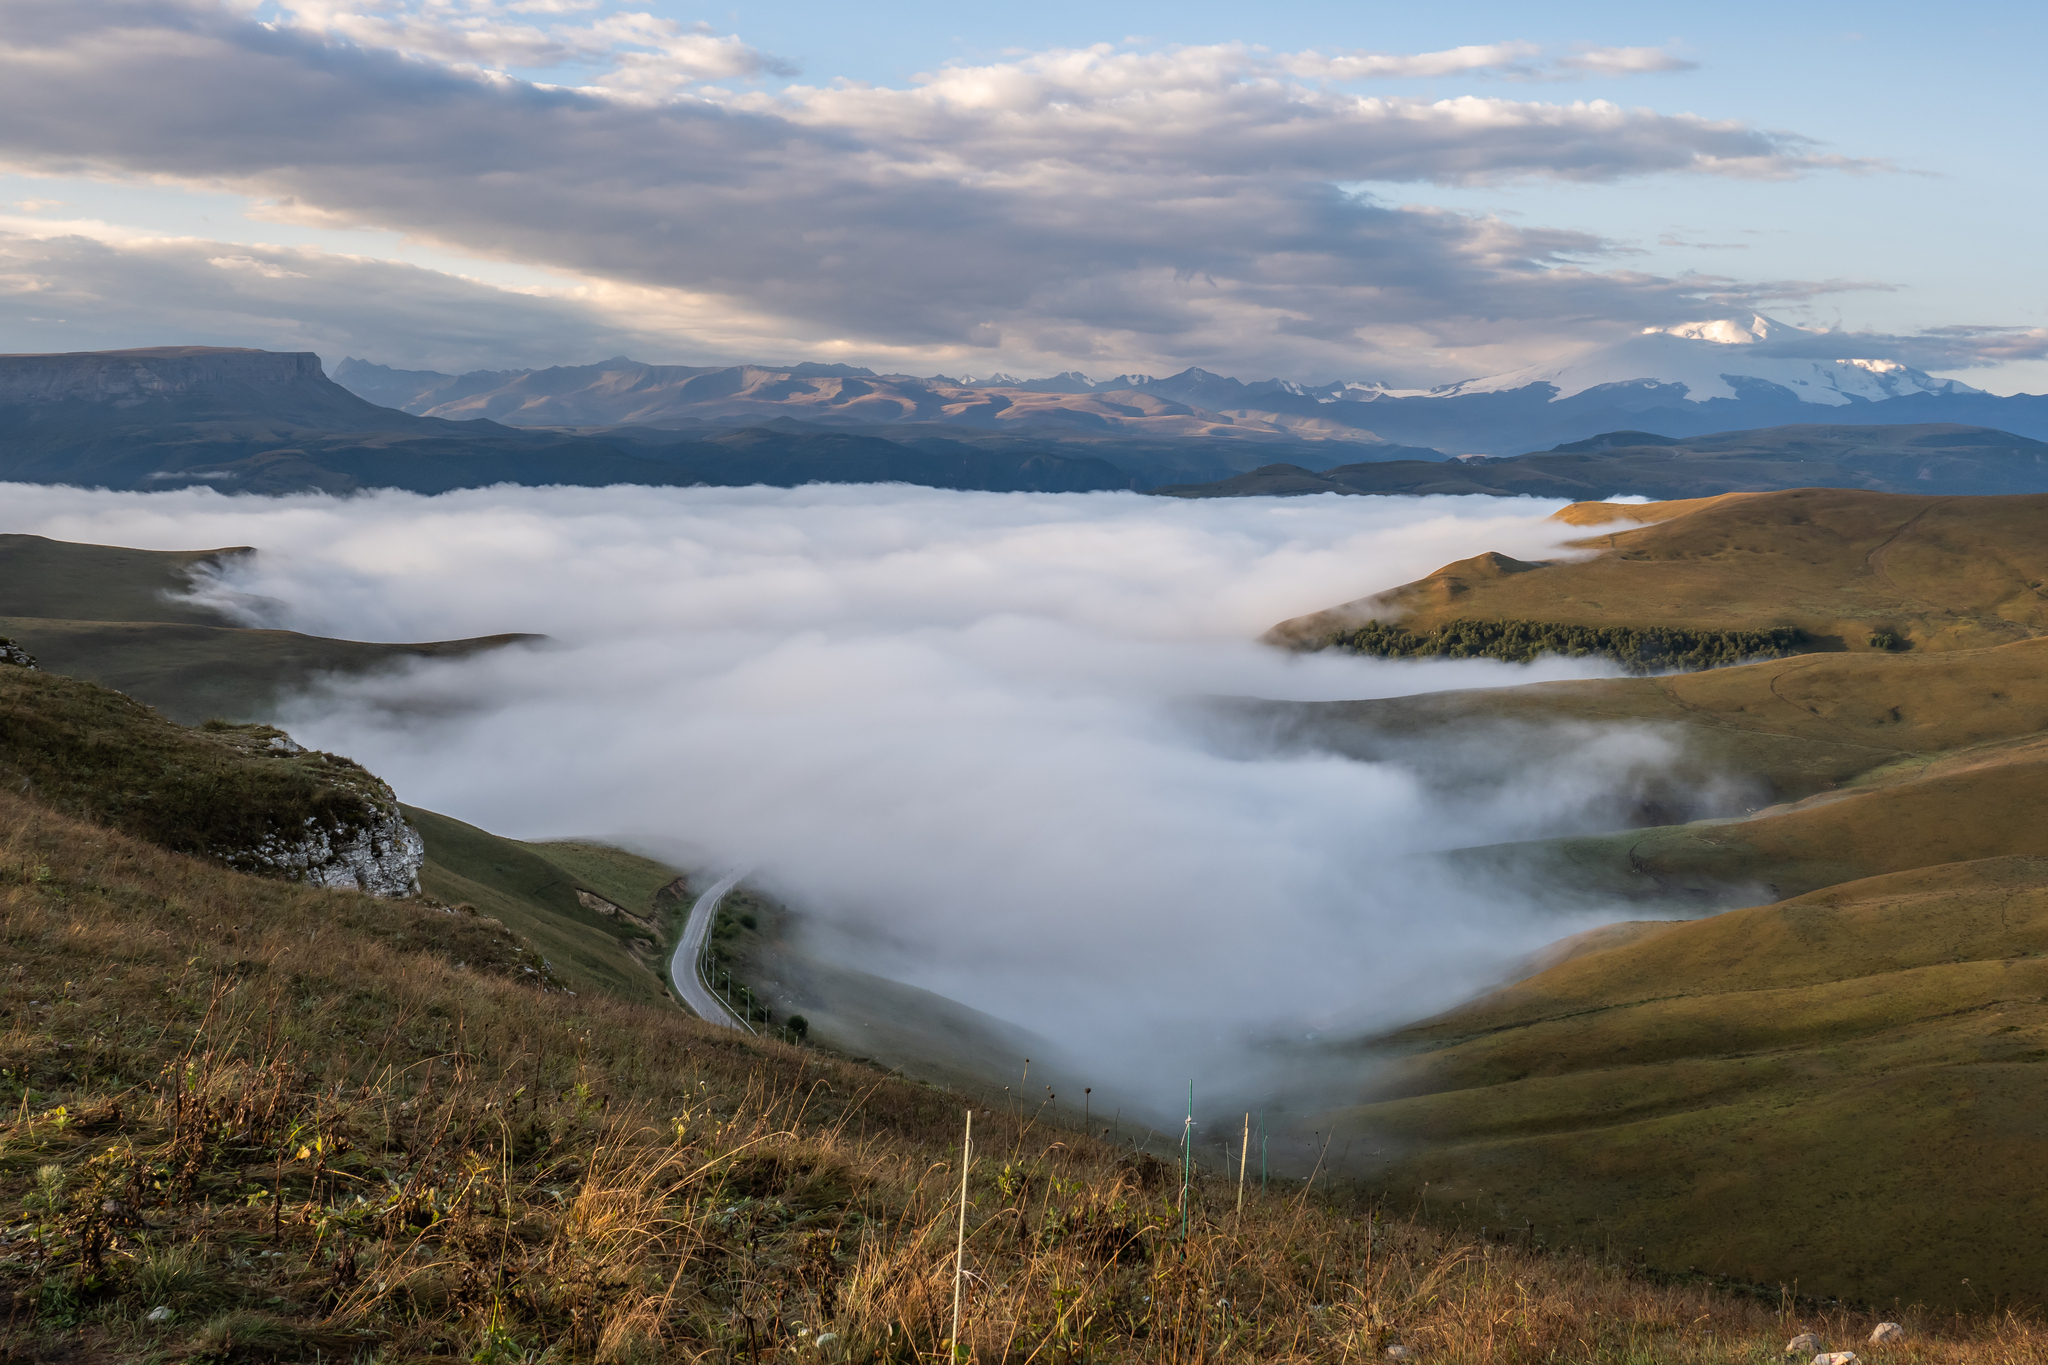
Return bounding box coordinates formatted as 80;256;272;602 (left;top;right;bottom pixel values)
6;483;1685;1114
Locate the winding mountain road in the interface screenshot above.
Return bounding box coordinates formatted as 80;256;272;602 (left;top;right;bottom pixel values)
668;870;751;1031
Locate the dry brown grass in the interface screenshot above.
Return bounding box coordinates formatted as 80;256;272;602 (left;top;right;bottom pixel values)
8;788;2048;1361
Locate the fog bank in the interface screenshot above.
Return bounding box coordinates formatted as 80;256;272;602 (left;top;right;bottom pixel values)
5;484;1677;1108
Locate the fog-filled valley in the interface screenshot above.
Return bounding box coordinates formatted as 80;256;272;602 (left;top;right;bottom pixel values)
3;482;1699;1113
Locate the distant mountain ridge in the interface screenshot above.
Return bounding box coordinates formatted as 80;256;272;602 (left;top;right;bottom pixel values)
332;357;1397;446
0;346;1146;494
8;343;2042;498
334;312;2048;455
1155;423;2048;501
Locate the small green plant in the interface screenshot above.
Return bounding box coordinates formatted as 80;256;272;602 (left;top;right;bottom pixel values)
133;1243;214;1312
25;1163;67;1222
1869;629;1908;651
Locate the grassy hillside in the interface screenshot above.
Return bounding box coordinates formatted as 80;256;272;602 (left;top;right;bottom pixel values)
406;805;688;1007
0;533;251;624
1266;488;2048;654
4;694;1976;1362
0;532;536;722
1249;492;2048;1303
1233;634;2048;826
0;664;404;876
1316;857;2048;1307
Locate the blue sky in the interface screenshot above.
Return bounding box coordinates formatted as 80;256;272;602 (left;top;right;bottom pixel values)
0;0;2041;389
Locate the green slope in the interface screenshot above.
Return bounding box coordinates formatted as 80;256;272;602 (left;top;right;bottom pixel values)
404;804;690;1006
0;532;535;722
1317;857;2048;1307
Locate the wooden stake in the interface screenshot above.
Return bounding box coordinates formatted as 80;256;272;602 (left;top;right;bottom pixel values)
1237;1112;1250;1213
951;1108;973;1360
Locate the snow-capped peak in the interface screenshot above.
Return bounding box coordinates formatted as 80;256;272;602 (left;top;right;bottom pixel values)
1430;313;1983;406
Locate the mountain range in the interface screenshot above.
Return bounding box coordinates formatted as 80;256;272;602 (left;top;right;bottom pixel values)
6;324;2048;497
0;347;1144;494
334;312;2048;457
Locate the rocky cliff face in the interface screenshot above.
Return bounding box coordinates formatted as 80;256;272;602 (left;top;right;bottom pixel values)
0;345;419;435
0;346;327;408
238;806;427;899
208;724;425;899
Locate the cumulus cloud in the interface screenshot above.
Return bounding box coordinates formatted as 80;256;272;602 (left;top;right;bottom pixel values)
2;481;1696;1108
0;1;1877;381
267;0;797;94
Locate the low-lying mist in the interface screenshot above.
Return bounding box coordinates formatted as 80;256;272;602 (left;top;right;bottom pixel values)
7;483;1693;1116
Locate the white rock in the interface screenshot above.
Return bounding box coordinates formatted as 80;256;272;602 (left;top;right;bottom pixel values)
1814;1353;1859;1365
1386;1347;1415;1361
145;1306;172;1324
1870;1323;1905;1345
1785;1333;1825;1357
214;731;425;898
233;805;425;898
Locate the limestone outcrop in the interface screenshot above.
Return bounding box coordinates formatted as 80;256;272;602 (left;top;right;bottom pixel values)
208;723;425;898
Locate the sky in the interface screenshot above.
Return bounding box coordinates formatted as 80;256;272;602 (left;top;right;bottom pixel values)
0;480;1677;1107
0;0;2043;389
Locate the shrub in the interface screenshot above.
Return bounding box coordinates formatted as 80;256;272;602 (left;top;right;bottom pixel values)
1328;618;1809;674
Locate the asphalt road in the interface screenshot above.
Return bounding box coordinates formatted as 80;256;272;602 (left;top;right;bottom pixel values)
668;870;750;1030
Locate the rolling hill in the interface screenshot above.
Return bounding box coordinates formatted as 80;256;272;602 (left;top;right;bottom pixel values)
1265;487;2048;654
1242;486;2048;1303
0;531;537;722
1312;855;2048;1307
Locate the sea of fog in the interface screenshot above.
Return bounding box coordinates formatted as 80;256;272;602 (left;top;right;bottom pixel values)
4;483;1678;1109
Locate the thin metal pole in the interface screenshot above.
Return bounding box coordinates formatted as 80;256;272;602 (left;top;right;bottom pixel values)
1237;1112;1249;1213
951;1109;973;1360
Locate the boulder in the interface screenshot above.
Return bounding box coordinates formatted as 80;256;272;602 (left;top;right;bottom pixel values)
1785;1333;1825;1358
1814;1353;1859;1365
1869;1324;1906;1346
